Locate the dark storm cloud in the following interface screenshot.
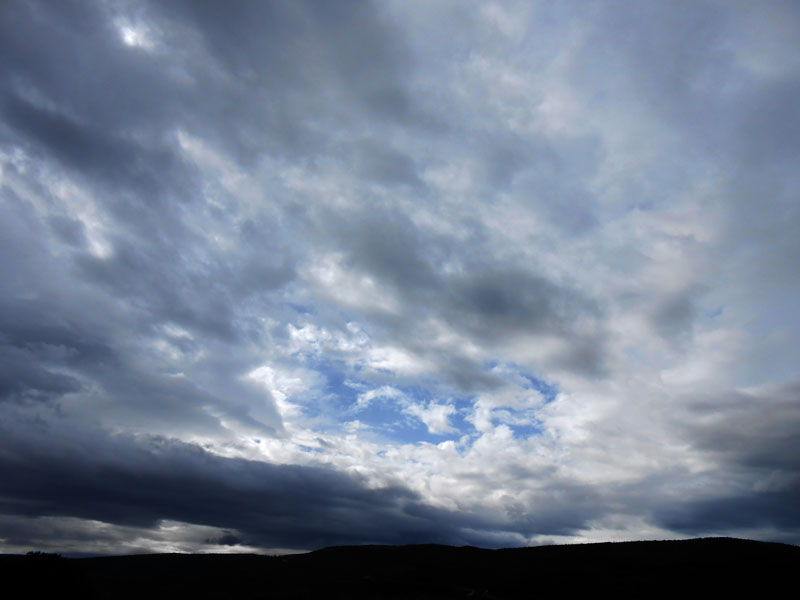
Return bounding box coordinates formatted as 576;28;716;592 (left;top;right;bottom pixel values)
649;382;800;538
0;419;553;550
656;486;800;539
682;383;800;471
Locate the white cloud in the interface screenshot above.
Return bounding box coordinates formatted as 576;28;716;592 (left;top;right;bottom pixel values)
404;401;457;435
356;385;406;409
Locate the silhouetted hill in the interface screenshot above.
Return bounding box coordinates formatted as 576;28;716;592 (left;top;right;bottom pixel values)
2;538;797;598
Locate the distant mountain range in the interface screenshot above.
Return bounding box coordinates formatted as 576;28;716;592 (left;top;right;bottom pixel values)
3;538;797;598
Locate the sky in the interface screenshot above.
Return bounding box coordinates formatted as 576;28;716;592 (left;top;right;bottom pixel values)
1;0;799;555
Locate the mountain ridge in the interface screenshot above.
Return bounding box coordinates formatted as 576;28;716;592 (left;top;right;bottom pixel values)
3;537;797;598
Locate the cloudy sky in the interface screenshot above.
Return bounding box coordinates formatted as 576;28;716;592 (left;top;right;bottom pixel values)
1;0;799;555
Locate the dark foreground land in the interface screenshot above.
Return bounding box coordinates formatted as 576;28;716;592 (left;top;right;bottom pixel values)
2;538;798;598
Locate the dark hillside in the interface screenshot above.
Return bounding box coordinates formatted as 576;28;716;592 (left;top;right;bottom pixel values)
1;538;796;598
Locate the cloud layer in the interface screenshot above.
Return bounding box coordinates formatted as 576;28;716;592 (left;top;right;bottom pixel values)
1;0;799;553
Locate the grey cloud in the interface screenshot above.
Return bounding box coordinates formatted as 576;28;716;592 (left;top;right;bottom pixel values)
349;138;423;189
235;219;297;297
0;1;192;155
0;345;83;403
0;0;417;175
650;289;698;343
154;0;408;95
447;266;589;340
0;298;120;372
589;0;800;196
439;263;606;377
147;0;419;159
321;202;607;381
483;134;602;235
0;296;235;436
46;215;88;247
549;335;608;377
0;188;283;437
481;136;538;191
337;206;441;294
3;0;609;398
75;243;238;343
735;78;800;166
0;92;187;198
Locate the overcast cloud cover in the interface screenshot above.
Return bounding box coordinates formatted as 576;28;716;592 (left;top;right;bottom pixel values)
1;0;799;554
